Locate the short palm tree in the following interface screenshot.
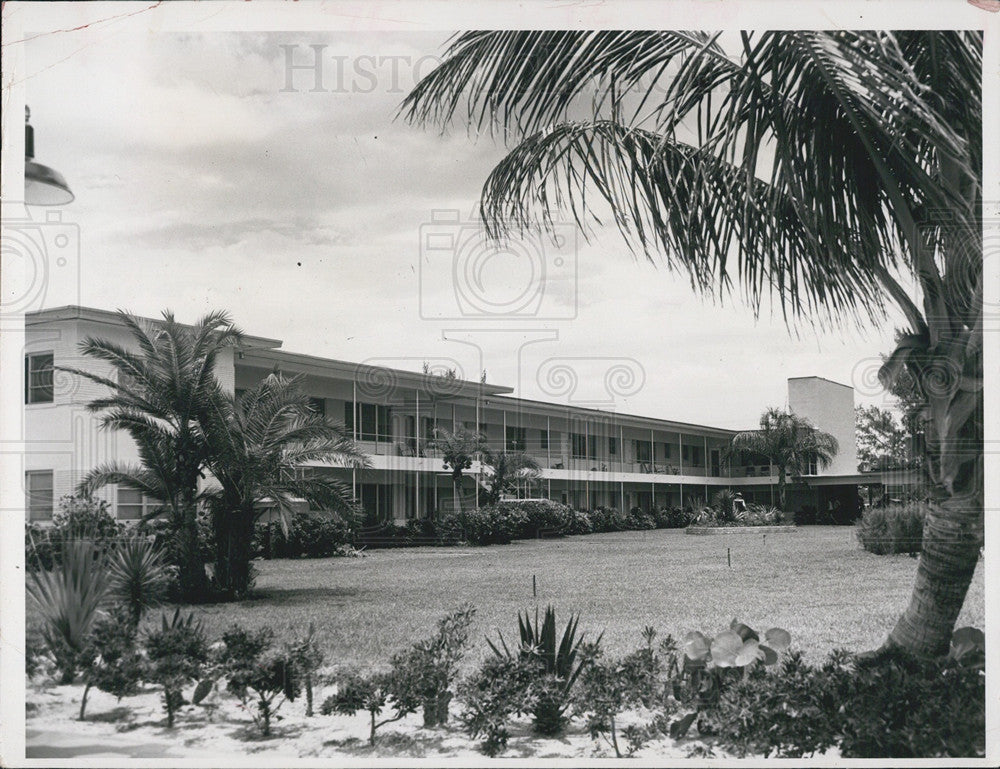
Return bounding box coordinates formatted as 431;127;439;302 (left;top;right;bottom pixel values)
431;427;487;514
64;309;242;602
481;449;541;505
403;30;982;655
728;408;838;512
202;372;369;598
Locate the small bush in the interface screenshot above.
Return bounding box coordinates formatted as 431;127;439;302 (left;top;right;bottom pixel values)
26;495;123;571
506;500;574;538
588;506;629;533
856;502;926;555
321;668;420;746
651;506;692;529
710;641;985;758
216;625;301;736
438;506;527;545
254;511;353;559
145;609;209;727
78;603;146;720
626;507;657;530
565;509;594;535
459;654;542;756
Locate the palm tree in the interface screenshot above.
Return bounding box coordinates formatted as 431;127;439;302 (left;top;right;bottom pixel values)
431;427;486;514
202;372;369;598
403;31;982;655
481;449;542;505
64;309;242;601
728;408;838;512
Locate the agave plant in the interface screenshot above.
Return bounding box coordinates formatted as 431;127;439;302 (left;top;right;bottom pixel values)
26;537;111;683
107;533;172;627
487;605;600;735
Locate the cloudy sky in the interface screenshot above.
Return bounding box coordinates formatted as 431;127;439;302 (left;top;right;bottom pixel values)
18;15;908;430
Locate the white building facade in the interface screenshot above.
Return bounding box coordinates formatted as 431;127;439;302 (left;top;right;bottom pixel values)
23;306;863;524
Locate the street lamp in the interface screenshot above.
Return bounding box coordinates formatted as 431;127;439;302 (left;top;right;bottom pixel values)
25;106;73;206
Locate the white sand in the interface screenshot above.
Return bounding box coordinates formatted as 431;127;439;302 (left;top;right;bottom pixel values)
25;673;726;761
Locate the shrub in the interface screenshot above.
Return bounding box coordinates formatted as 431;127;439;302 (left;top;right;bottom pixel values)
321;668;420;746
652;506;692;529
587;506;629;533
216;625;301;736
25;495;122;571
565;508;593;535
710;632;986;758
711;490;738;523
627;507;657;530
254;511;353;559
856;502;926;555
27;537;111;683
438;505;527;545
505;500;573;538
286;622;324;717
78;603;145;720
459;653;543;756
145;609;210;727
392;604;476;727
573;627;675;757
487;605;599;736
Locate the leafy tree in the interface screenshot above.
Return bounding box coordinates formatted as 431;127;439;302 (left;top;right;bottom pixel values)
63;309;242;601
202;373;369;598
729;408;838;511
856;405;915;472
431;427;486;514
480;450;541;505
403;30;982;655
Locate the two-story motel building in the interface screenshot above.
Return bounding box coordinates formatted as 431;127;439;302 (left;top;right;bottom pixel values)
23;306;872;525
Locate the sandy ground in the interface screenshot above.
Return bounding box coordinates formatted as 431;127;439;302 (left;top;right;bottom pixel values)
24;671;732;761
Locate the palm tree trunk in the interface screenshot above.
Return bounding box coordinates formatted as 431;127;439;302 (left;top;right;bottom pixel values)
888;487;983;655
777;467;787;511
453;476;463;514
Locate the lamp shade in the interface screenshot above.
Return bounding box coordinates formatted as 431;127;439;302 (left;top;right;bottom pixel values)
25;106;73;206
25;160;75;206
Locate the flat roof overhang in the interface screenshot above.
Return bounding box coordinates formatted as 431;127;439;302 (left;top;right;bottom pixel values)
798;469;923;487
27;305;283;352
239;347;514;401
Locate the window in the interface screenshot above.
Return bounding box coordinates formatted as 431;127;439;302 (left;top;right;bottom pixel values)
805;452;819;475
571;432;587;458
539;429;549;451
682;444;704;466
635;440;651;462
661;442;671;459
345;402;391;440
117;488;144;520
24;353;54;404
506;426;526;451
25;470;54;520
608;437;618;456
308;397;326;418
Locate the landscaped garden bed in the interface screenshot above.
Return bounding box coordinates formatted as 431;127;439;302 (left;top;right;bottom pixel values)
686;524;797;535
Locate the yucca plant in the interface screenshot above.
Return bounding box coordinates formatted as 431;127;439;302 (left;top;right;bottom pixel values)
487;605;599;735
107;533;171;627
27;537;110;683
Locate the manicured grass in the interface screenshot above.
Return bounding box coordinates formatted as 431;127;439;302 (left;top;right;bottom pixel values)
158;527;984;671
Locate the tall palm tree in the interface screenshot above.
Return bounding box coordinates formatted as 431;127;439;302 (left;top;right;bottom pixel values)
403;31;982;655
431;427;486;514
481;449;542;505
728;408;839;512
64;309;243;601
201;373;369;598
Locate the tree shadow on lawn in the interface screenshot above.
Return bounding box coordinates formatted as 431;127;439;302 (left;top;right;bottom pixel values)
246;586;361;606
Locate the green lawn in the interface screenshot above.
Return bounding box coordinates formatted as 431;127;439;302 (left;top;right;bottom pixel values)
165;527;984;671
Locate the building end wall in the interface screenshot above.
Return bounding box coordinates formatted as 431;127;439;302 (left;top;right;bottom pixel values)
787;377;858;476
